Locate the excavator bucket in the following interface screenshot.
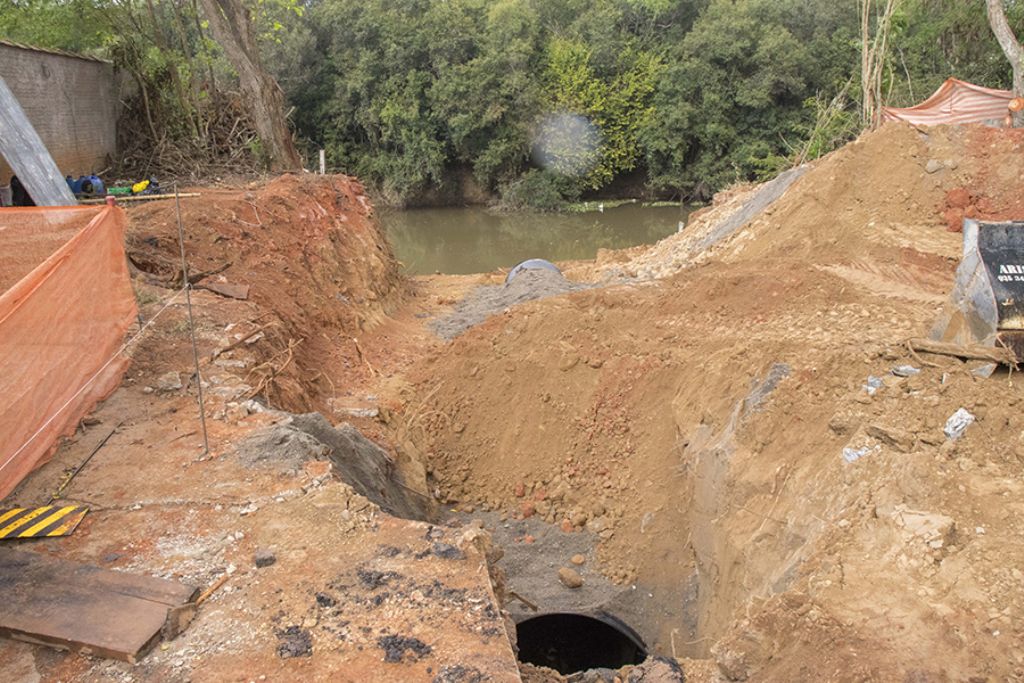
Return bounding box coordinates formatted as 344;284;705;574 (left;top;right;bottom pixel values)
931;219;1024;360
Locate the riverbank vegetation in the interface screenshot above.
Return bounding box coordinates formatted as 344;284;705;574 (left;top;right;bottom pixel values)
2;0;1023;207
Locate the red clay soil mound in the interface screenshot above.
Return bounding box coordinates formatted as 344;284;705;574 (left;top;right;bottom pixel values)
937;126;1024;231
756;122;1024;251
126;174;406;411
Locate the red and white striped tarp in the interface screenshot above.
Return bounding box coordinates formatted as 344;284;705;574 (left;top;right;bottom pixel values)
882;78;1013;127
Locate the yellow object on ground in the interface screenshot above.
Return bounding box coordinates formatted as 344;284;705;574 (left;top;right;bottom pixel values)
0;505;88;539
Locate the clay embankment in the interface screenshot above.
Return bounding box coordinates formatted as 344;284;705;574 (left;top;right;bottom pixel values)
395;124;1024;681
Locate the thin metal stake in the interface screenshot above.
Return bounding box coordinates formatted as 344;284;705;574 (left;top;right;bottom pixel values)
174;184;210;456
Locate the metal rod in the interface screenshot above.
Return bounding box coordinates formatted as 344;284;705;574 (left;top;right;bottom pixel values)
174;184;210;456
47;422;121;504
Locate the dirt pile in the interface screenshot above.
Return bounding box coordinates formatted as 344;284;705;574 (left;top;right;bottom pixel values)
126;174;406;412
618;123;1024;282
393;124;1024;680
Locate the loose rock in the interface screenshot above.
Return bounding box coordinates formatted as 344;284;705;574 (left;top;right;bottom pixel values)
866;424;916;453
255;549;277;568
276;626;312;658
558;567;584;589
156;371;183;392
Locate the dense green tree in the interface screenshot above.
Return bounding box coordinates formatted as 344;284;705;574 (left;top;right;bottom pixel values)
3;0;1022;205
640;0;858;198
886;0;1024;106
427;0;543;187
540;37;660;189
0;0;111;53
307;0;476;202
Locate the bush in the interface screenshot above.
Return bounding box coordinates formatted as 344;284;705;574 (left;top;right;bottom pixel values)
496;168;583;212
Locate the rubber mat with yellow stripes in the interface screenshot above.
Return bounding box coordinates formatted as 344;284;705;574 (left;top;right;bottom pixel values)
0;505;88;539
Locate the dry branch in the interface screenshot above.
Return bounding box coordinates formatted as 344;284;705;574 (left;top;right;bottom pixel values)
907;338;1016;364
209;322;277;361
187;262;233;285
245;337;303;399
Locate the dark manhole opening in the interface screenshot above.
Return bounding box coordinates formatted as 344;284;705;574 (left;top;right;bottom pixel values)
515;612;647;675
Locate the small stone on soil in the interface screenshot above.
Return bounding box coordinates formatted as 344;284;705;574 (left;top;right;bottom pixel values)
558;567;584;588
254;549;276;568
432;664;485;683
571;554;586;566
357;567;402;589
156;371;183;392
275;626;312;658
623;656;685;682
866;424;916;453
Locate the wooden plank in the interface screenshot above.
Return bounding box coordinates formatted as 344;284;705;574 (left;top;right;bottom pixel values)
78;192;201;205
908;337;1016;364
0;548;197;662
0;547;197;606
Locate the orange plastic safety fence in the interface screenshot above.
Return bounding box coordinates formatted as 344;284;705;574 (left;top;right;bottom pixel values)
0;206;137;499
882;78;1014;127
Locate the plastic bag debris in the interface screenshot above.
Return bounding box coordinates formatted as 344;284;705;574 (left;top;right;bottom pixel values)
864;376;884;395
842;445;878;463
943;408;975;440
970;363;997;379
891;365;921;377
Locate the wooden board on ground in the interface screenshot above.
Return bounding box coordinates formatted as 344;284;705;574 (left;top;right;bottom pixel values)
0;548;198;662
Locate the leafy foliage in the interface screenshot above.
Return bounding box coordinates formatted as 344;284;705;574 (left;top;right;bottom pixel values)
640;0;858;197
2;0;1022;203
540;37;661;190
0;0;112;54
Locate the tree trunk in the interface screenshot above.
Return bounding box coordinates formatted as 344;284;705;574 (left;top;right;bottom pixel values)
860;0;900;128
986;0;1024;126
197;0;302;171
861;0;872;125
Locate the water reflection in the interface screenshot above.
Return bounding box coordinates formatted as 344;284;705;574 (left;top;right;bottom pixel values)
381;204;689;275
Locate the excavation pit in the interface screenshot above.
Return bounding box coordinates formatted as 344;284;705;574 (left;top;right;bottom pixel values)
515;612;647;675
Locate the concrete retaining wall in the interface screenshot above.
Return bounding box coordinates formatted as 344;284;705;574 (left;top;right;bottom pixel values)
0;41;117;183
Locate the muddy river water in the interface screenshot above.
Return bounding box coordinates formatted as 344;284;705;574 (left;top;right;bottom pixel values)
381;204;691;275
